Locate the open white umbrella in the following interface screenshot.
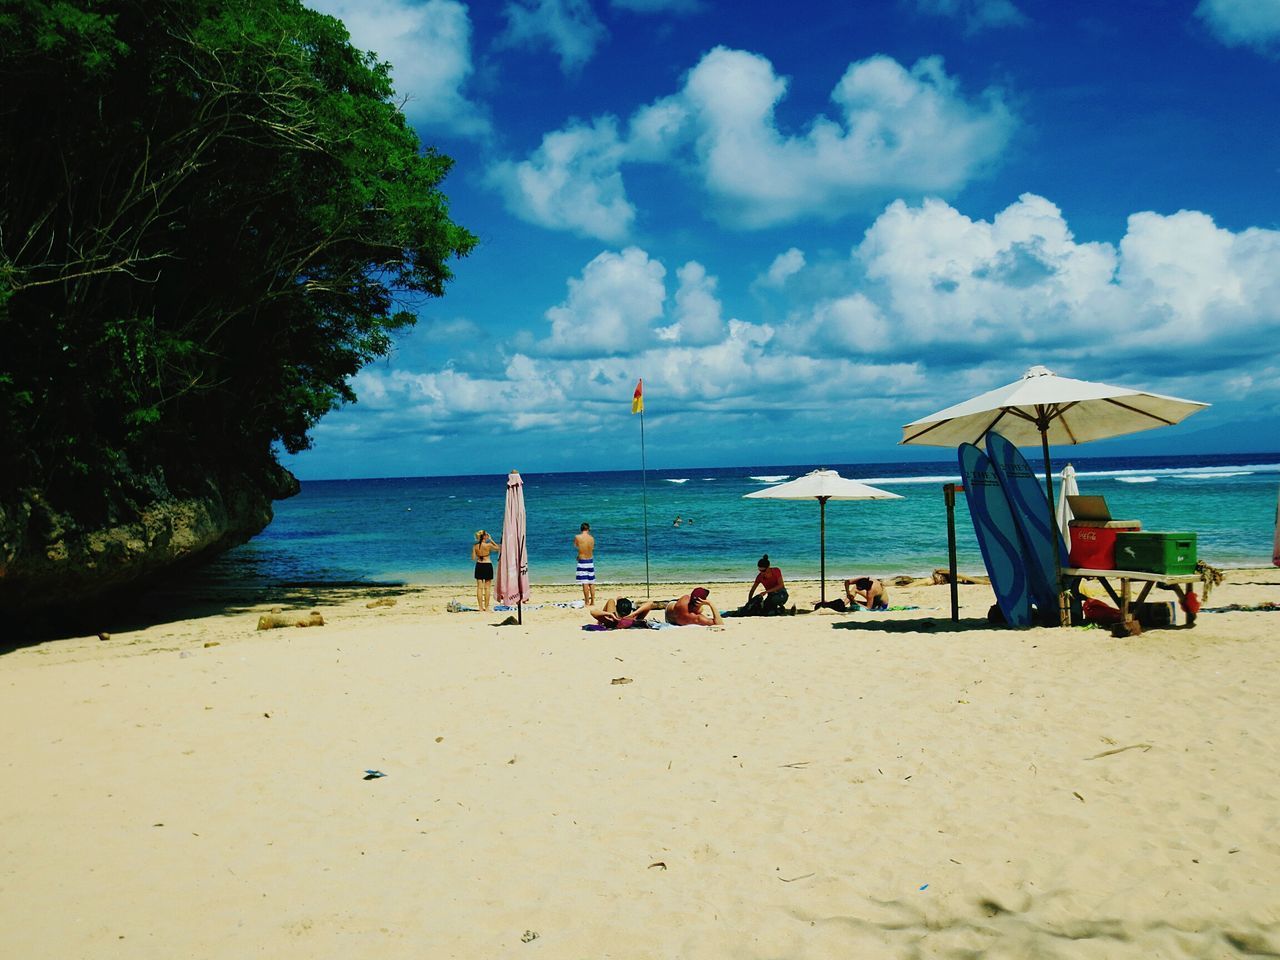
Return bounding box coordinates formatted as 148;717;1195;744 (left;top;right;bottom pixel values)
1056;463;1079;553
743;469;902;602
902;365;1208;513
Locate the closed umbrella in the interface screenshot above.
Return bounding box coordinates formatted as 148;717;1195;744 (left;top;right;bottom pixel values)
743;469;902;602
495;470;530;623
1056;463;1079;554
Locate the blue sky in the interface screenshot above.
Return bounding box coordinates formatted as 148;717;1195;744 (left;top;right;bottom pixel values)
292;0;1280;479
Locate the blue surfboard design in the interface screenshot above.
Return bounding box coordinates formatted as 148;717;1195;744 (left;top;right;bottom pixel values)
985;431;1068;617
958;443;1033;627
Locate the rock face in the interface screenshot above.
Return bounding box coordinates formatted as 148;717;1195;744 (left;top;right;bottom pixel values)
0;461;299;623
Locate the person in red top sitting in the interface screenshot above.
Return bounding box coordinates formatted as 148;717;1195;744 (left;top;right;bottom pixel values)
730;554;792;616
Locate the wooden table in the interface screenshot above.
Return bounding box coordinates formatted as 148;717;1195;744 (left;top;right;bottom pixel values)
1063;568;1201;627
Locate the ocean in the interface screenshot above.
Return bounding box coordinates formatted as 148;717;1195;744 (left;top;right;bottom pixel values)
206;452;1280;589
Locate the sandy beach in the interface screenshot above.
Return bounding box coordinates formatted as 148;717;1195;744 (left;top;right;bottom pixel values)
3;570;1279;959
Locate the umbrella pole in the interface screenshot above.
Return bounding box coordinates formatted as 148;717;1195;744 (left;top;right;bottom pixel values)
819;496;827;603
1040;428;1069;627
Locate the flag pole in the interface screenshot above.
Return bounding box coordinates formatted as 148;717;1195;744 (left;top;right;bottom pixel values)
640;400;651;598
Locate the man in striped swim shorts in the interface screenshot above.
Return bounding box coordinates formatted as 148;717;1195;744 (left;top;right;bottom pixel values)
574;521;596;606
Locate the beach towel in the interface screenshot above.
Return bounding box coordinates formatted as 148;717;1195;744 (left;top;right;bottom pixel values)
582;619;654;631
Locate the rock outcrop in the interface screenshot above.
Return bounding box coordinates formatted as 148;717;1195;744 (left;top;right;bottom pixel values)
0;461;299;624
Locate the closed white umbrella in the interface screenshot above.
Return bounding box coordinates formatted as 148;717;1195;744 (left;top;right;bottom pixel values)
1056;463;1080;553
743;469;902;602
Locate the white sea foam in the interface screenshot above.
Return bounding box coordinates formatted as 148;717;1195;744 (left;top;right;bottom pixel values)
750;475;790;483
1170;471;1251;479
665;478;689;483
1117;476;1158;483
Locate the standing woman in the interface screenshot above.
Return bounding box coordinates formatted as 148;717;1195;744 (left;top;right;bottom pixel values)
737;554;790;616
472;530;500;611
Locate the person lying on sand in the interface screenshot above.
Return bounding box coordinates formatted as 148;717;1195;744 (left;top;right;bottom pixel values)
665;587;724;626
589;597;661;628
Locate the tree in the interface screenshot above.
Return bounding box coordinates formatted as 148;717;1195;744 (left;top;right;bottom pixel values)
0;0;475;507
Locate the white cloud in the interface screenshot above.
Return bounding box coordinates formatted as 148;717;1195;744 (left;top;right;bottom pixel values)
499;0;607;71
759;248;806;288
656;262;725;344
678;48;1013;227
909;0;1027;33
307;0;489;138
543;247;668;355
1196;0;1280;52
492;47;1014;235
487;118;635;240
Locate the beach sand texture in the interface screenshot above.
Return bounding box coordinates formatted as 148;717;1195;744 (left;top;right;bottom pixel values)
3;573;1279;959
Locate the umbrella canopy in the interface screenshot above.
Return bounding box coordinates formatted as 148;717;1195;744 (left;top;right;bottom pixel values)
1056;463;1080;553
495;470;530;610
901;365;1208;449
902;364;1207;525
744;469;902;601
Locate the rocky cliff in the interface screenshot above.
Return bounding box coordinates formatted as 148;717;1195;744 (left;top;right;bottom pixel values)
0;461;299;626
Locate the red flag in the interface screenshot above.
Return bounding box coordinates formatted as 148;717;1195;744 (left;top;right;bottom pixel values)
631;378;644;414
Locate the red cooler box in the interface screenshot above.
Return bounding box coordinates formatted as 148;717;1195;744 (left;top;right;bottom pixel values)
1069;519;1142;569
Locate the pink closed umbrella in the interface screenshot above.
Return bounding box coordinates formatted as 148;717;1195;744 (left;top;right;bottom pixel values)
495;470;530;621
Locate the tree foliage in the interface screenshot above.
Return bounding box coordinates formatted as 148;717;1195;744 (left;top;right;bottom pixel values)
0;0;475;505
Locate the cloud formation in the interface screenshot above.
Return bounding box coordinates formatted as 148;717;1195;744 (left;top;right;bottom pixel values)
487;118;634;240
327;195;1280;466
1195;0;1280;52
491;47;1014;233
307;0;490;138
909;0;1027;33
498;0;607;71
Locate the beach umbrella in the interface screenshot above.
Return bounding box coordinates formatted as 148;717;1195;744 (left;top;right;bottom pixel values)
902;365;1207;623
1056;463;1080;553
901;365;1208;516
743;469;902;602
495;470;530;623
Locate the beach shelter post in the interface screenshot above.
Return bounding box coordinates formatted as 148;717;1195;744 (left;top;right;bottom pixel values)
632;378;650;597
495;470;530;624
743;470;902;604
944;483;960;622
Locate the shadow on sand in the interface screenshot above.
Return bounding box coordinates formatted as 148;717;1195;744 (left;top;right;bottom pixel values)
830;616;1002;634
2;575;414;654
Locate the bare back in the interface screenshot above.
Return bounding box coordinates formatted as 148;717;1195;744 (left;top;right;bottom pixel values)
574;531;594;559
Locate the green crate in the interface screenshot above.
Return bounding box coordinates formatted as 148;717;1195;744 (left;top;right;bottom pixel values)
1113;532;1198;575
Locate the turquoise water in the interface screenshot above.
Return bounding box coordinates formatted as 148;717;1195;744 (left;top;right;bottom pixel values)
208;453;1280;587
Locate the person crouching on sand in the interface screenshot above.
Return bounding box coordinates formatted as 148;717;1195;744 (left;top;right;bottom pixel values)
589;596;661;629
729;554;791;616
472;530;500;611
665;587;724;626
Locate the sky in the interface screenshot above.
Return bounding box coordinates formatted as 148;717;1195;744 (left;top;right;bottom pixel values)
290;0;1280;479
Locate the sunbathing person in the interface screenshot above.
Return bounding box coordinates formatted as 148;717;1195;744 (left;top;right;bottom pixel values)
665;587;724;626
588;596;661;628
845;576;889;610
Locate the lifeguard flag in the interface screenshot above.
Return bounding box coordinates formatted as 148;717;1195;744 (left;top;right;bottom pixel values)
631;378;644;414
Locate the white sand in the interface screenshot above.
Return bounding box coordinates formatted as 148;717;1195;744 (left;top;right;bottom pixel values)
3;572;1279;958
